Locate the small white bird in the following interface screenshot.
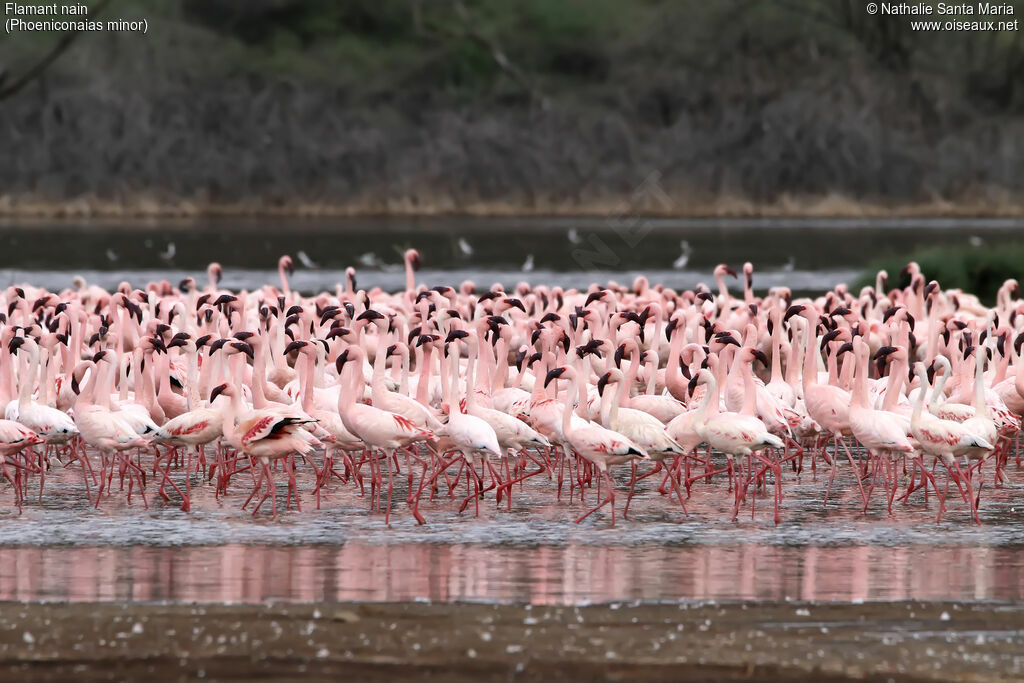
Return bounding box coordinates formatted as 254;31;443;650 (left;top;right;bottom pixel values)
296;250;318;269
567;228;582;244
106;249;118;262
359;252;381;268
672;240;692;270
521;254;535;272
159;242;176;263
457;238;473;256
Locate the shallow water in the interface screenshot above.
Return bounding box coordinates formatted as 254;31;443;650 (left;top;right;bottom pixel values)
0;216;1018;294
1;448;1023;604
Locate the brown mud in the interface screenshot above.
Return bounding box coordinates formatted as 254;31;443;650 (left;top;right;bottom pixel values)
0;601;1020;681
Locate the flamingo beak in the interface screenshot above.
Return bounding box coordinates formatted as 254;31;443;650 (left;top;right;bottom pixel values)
544;367;566;388
335;349;350;373
284;340;307;355
210;384;228;402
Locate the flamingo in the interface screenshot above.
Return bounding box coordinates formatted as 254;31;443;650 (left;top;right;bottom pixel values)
336;345;435;525
210;382;316;517
544;365;647;525
6;336;78;447
910;364;994;523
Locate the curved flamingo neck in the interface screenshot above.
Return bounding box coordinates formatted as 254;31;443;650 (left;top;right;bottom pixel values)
695;372;717;424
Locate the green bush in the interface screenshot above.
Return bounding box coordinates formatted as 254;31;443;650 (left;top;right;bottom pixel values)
856;244;1024;303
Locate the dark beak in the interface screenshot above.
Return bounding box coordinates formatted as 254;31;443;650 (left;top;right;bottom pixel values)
284;340;307;355
357;309;385;322
232;342;255;360
335;349;350;373
873;345;898;361
210;383;228;402
544;367;566;388
445;330;469;344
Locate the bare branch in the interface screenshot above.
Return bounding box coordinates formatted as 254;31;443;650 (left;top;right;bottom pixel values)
0;0;114;102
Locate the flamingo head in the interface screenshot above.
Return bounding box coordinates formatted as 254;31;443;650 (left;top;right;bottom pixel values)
784;304;805;322
208;338;230;355
210;383;231;402
334;348;351;374
544;366;567;388
749;348;770;367
405;249;421;271
326;326;351;341
503;298;526;313
576;339;604;359
279;255;294;276
7;335;25;355
208;262;223;284
714;264;738;279
166;333;191;350
284;339;309;356
229;341;254;360
710;332;740;352
585;289;608;306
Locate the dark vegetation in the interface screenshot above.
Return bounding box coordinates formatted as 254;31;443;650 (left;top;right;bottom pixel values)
1;0;1024;215
857;244;1024;304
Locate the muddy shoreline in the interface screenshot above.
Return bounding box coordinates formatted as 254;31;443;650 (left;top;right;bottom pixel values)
0;601;1020;681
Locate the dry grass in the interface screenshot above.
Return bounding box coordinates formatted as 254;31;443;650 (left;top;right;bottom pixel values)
3;192;1023;219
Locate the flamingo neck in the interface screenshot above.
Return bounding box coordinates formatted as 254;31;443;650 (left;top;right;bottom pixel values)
695;374;716;424
769;313;784;384
186;346;200;410
801;319;818;391
465;343;479;411
560;374;577;437
17;345;37;408
929;362;949;411
911;368;927;426
973;355;987;415
881;357;904;413
621;343;640;407
740;360;757;417
415;345;434;406
852;345;870;409
250;339;270;409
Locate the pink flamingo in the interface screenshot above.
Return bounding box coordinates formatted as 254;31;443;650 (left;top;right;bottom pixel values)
210;382;315;517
